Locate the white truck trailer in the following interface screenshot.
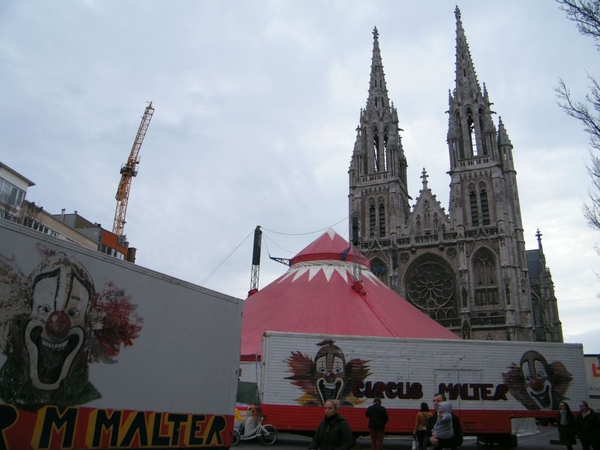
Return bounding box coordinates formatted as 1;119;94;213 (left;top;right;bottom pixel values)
260;331;588;446
0;219;243;450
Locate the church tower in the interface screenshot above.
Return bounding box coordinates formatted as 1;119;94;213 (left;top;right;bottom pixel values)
349;28;410;288
348;9;563;342
444;7;533;341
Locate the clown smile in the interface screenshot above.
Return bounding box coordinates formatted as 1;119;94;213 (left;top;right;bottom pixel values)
25;320;84;390
317;378;343;405
528;383;551;409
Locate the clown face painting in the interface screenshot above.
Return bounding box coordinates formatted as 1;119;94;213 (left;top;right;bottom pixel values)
0;246;142;411
285;339;370;407
313;341;347;404
26;259;93;391
502;350;573;411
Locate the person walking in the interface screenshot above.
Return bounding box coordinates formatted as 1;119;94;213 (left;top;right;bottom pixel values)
577;401;600;450
557;402;576;450
413;402;433;450
366;397;389;450
309;399;353;450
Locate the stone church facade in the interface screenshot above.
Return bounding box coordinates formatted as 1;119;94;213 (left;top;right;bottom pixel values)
348;9;563;342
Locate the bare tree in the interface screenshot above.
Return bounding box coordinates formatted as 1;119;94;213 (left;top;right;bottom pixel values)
556;0;600;230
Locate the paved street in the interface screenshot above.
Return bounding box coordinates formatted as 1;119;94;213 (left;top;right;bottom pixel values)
238;423;566;450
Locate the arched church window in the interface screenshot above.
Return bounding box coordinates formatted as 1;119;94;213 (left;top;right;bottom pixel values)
416;215;422;234
383;126;389;171
473;247;499;307
423;200;431;230
405;256;458;327
372;126;380;171
378;198;386;237
478;108;488;156
479;182;490;225
467;108;477;156
469;184;479;226
369;200;376;238
456;112;465;159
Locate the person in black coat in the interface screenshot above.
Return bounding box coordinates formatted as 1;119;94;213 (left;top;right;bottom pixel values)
309;399;353;450
423;393;463;450
366;397;389;450
577;401;600;450
557;402;576;450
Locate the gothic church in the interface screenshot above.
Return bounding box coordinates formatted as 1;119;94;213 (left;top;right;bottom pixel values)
348;8;563;342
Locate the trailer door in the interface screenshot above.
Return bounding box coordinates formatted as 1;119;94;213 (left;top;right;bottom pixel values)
434;369;483;433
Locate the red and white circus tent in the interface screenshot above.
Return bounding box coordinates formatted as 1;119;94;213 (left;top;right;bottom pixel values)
241;229;459;361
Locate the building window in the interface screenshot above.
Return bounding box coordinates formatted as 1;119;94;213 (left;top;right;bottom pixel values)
378;199;385;237
369;201;376;238
467;108;477;156
473;247;499;306
469;186;479;226
480;182;490;226
100;244;125;260
456;113;465;159
23;216;59;237
0;178;25;222
0;179;25;209
372;125;380;171
405;257;458;327
469;182;491;227
382;126;389;171
478;108;488;156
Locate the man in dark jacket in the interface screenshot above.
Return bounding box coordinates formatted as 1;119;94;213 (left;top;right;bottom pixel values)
309;399;353;450
577;401;600;450
366;397;389;450
424;393;463;450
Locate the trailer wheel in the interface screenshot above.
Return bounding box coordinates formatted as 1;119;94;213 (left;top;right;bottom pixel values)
259;424;278;445
232;429;241;446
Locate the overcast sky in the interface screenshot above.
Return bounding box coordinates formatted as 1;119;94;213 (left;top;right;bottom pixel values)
2;1;599;354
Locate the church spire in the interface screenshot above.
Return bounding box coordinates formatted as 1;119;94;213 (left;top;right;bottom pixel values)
498;116;515;171
447;7;498;169
349;27;410;247
366;27;391;112
454;6;481;103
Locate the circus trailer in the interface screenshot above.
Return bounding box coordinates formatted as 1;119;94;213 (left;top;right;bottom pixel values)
0;219;244;450
260;331;588;446
585;354;600;411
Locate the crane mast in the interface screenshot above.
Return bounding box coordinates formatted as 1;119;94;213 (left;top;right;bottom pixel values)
248;226;262;297
113;102;154;241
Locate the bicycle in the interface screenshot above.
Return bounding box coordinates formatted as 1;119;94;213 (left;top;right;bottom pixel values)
232;414;278;446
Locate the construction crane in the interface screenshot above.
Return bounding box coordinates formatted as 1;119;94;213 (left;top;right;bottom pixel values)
248;226;262;297
113;102;155;242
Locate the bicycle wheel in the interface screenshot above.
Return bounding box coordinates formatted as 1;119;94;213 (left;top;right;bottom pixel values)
231;429;241;446
259;424;278;445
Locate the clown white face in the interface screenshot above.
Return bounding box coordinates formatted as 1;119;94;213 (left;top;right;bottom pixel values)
520;351;552;409
25;268;90;390
314;349;345;405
